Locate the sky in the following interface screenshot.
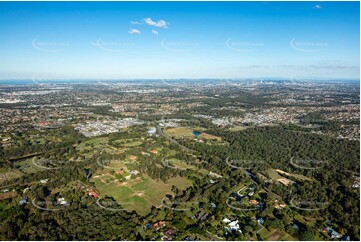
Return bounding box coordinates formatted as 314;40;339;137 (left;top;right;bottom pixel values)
0;1;359;80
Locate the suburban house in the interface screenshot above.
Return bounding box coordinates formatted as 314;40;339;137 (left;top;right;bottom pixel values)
326;227;342;239
129;170;140;175
223;218;231;224
19;196;28;206
88;190;100;199
141;151;150;156
274;199;286;209
228;220;241;232
257;218;264;225
279;203;286;208
152;221;166;231
57;197;69;206
197;212;209;222
162;228;177;241
249;199;258;205
39;179;48;184
148;127;157;136
223;218;242;234
128;155;138;161
116;169;125;175
331;230;342;239
149;149;158;154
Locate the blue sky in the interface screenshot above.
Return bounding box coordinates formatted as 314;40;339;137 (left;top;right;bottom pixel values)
0;1;359;80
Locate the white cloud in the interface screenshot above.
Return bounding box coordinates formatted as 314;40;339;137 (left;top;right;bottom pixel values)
128;29;141;35
151;30;159;35
130;21;143;25
313;4;322;9
144;18;169;28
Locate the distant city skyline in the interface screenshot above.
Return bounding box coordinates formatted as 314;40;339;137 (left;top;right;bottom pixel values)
0;1;359;80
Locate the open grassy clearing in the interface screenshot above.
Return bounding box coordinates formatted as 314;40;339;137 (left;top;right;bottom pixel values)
258;227;271;239
197;168;209;175
266;169;295;186
266;229;284;241
166;149;178;156
279;233;297;241
165;127;221;141
93;174;192;216
166;159;198;170
112;139;143;147
275;169;312;181
16;159;45;174
165;127;197;139
96;159;135;172
228;126;248;132
0;170;23;181
76;137;123;155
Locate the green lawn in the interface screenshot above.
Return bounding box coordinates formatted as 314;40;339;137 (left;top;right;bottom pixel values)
266;169;295;186
93;175;192;216
112;139;143;147
228;126;247;132
275;169;312;181
165;127;221;140
167;159;197;170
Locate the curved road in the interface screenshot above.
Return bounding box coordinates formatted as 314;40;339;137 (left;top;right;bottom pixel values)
156;125;196;153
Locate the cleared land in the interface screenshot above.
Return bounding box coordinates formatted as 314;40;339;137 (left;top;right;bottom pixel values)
165;159;197;170
228;126;247;132
93;175;192;216
76;137;124;156
165;127;221;141
112;139;143;147
266;169;295;186
275;169;312;181
0;191;17;200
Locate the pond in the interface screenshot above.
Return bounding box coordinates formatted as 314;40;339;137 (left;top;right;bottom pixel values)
192;131;201;137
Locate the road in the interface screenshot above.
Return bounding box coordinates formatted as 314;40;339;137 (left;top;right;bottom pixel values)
225;157;282;199
156;125;196;153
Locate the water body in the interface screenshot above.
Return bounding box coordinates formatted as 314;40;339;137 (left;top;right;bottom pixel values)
192;131;201;137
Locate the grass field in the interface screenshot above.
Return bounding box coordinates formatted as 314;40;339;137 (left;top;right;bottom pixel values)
112;139;143;147
275;169;312;181
93;175;192;215
259;229;296;241
76;137;123;156
98;159;131;171
0;169;23;182
266;229;284;241
266;169;295;186
279;233;297;241
166;159;197;170
165;127;221;141
198;168;209;175
228;126;247;132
